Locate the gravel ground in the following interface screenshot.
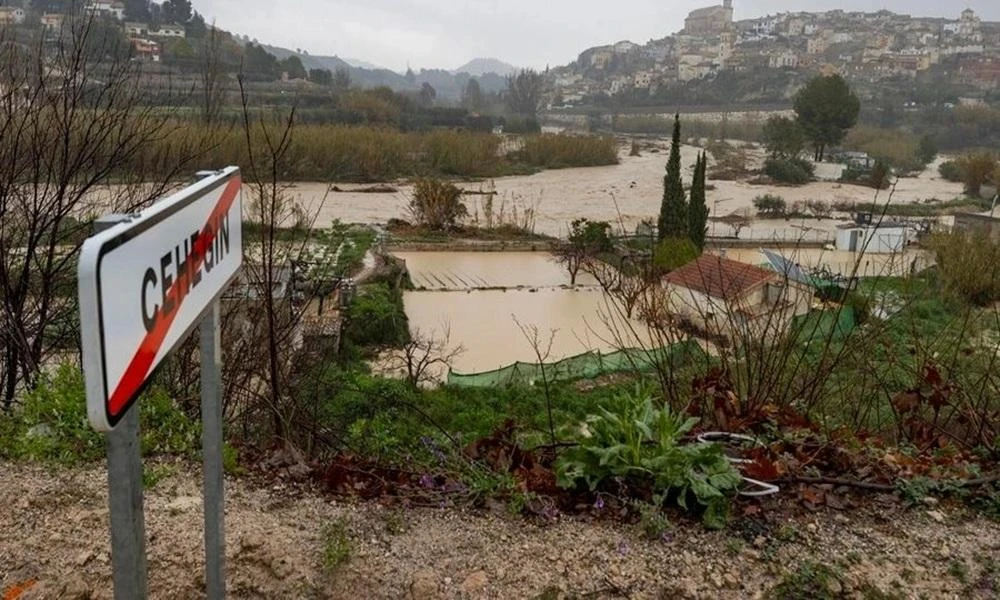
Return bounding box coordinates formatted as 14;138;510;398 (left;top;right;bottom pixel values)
1;460;999;599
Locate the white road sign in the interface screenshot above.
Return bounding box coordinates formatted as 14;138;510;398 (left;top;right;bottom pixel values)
79;167;243;431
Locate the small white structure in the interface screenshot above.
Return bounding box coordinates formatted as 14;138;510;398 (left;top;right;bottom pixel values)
835;221;908;253
0;7;26;25
151;24;186;38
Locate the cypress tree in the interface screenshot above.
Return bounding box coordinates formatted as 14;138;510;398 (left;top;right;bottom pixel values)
658;113;687;242
688;152;709;251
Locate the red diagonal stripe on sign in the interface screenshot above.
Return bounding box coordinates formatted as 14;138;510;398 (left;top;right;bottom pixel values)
107;176;241;417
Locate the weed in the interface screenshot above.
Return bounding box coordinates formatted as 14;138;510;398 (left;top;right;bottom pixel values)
143;464;178;489
320;518;352;573
949;558;970;584
634;495;674;541
222;443;245;476
382;510;408;536
767;561;843;599
775;524;800;543
725;538;745;556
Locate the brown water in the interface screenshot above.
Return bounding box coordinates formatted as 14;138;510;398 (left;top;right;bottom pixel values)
396;252;649;374
396;247;934;374
290;150;964;238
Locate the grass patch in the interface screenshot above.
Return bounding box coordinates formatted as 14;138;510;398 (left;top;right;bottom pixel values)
320;518;352;573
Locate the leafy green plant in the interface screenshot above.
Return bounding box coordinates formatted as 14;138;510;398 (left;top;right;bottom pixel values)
555;386;742;527
763;157;814;185
0;363;201;464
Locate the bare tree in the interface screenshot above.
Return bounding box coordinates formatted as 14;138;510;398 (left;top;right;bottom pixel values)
512;316;557;445
200;23;228;126
388;326;465;388
0;18;190;409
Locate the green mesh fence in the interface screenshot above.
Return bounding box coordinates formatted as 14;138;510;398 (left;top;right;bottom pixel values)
792;307;856;343
447;341;702;388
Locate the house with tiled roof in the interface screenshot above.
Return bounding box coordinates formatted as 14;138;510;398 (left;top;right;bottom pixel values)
662;253;812;341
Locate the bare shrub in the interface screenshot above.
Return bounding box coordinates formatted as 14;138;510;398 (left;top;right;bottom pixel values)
408;178;467;231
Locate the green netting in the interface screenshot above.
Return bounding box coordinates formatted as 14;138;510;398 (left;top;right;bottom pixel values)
792;307;856;343
447;341;702;388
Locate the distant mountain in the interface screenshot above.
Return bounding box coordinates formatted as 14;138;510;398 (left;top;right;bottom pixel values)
453;58;518;77
250;43;510;99
342;57;385;70
257;43;410;89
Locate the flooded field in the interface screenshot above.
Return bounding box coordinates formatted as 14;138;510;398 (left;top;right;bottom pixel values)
289;148;964;238
397;251;597;290
396;252;647;374
396;247;934;374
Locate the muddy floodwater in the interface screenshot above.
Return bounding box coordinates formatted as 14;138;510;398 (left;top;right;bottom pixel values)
395;247;933;374
395;252;648;374
289;149;964;238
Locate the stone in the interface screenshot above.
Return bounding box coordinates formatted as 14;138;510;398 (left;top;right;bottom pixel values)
409;570;439;600
926;510;946;524
61;574;91;600
723;573;740;589
461;571;488;593
166;496;201;513
75;550;95;567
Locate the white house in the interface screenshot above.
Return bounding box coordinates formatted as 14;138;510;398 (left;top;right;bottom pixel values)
769;51;799;69
125;22;148;37
40;13;65;32
150;24;186;38
85;0;125;19
662;254;812;342
0;7;26;25
835;221;908;253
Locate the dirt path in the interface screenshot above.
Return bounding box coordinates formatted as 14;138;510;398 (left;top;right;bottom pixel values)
1;461;997;599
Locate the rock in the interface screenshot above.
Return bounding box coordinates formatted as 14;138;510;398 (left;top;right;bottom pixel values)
409;570;439;600
806;523;818;533
709;571;724;589
661;579;699;600
461;571;488;593
444;577;452;586
75;550;95;567
723;573;740;589
921;496;940;506
926;510;946;523
238;534;265;553
825;577;843;595
753;535;767;549
166;496;201;513
61;574;91;600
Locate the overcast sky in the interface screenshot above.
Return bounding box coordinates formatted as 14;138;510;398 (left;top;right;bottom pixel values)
195;0;1000;72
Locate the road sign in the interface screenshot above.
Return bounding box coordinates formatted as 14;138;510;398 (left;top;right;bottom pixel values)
79;168;242;431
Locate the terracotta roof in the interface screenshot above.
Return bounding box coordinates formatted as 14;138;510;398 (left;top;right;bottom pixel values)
663;254;776;300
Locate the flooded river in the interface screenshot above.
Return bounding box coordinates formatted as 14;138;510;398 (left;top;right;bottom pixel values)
289;150;963;239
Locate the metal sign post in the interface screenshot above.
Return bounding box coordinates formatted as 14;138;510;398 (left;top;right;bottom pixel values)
79;169;242;600
200;300;225;599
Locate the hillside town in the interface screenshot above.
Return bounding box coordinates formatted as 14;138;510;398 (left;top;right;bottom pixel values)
551;3;1000;104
